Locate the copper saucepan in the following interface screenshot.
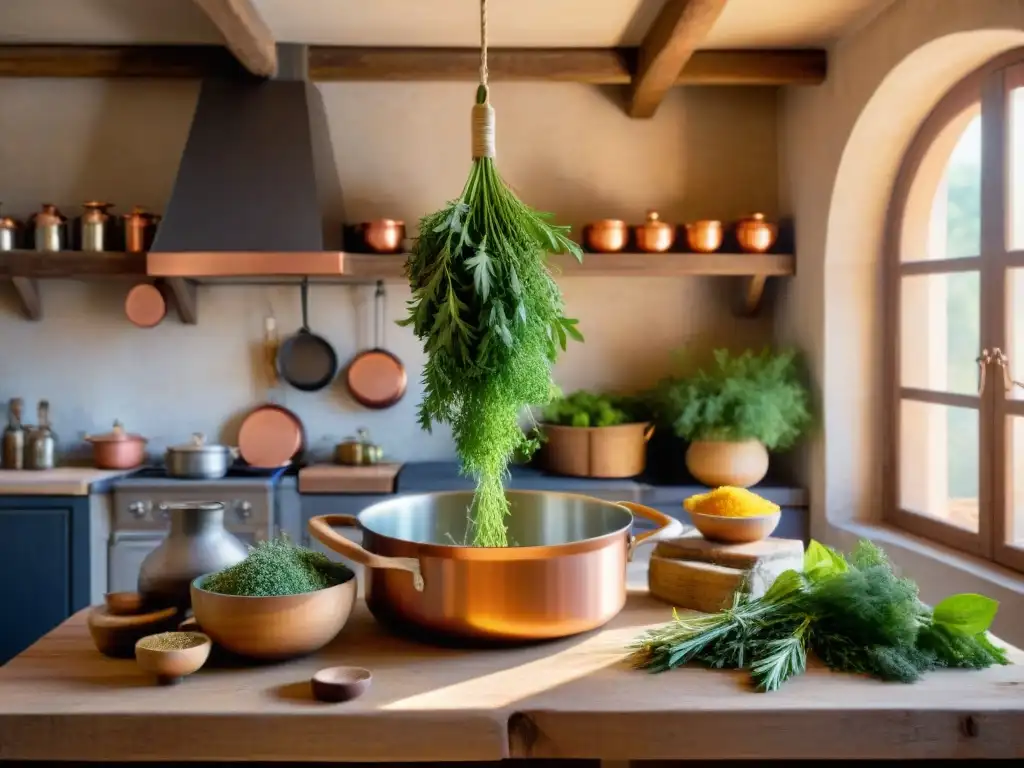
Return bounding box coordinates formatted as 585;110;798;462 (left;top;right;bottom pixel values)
346;281;407;409
308;491;683;642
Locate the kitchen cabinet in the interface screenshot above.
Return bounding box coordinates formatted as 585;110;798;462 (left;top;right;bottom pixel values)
0;495;89;664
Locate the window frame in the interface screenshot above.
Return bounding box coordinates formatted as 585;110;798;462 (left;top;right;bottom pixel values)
884;49;1024;573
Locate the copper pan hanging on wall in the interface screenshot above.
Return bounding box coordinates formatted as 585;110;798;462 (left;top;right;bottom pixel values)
346;281;407;409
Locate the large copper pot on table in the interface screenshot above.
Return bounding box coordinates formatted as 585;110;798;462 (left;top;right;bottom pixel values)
308;491;682;641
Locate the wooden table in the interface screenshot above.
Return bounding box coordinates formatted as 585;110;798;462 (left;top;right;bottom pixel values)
0;591;1022;762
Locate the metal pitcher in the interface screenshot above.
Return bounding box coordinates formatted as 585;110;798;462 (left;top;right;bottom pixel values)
138;501;249;609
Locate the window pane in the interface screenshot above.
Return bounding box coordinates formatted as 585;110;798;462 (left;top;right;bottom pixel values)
1008;88;1024;250
900;272;980;394
1009;417;1024;546
900;400;979;532
1009;269;1024;400
904;113;981;261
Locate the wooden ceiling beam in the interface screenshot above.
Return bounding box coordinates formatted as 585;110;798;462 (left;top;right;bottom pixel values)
307;47;825;86
629;0;730;118
192;0;277;77
0;45;826;86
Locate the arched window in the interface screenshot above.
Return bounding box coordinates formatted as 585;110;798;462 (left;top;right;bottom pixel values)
887;50;1024;572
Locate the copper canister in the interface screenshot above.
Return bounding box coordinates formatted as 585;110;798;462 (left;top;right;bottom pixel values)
124;206;159;253
0;204;20;251
79;201;114;252
31;204;66;252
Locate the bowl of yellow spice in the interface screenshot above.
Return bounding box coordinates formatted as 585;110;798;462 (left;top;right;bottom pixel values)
683;486;781;544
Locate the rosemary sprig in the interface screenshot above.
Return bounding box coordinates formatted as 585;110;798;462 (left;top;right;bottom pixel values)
629;539;1010;691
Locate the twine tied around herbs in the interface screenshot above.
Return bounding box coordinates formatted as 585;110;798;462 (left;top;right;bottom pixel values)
471;0;496;159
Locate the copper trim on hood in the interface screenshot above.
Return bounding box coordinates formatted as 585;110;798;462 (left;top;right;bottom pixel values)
147;251;345;277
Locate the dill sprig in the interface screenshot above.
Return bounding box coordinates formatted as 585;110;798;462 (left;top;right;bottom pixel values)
629;539;1010;691
400;83;582;547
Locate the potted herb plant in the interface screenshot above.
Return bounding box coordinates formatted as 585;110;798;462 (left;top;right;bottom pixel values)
538;390;652;478
648;348;812;487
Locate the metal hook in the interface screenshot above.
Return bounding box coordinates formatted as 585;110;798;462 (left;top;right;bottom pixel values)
977;348;992;395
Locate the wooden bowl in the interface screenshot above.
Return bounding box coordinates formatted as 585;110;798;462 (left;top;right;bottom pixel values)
104;591;145;616
690;511;781;544
311;666;372;702
87;605;181;658
135;631;211;685
190;574;357;660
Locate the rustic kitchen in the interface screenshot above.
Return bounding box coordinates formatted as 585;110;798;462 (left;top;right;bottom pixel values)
1;0;1023;763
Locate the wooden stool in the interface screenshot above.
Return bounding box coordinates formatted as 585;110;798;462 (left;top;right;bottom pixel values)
648;535;804;613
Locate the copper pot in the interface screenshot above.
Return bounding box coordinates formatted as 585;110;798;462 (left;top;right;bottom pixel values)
583;219;628;253
360;219;405;254
124;206;159;253
685;220;723;253
633;211;676;253
735;213;778;253
84;420;148;469
308;492;682;641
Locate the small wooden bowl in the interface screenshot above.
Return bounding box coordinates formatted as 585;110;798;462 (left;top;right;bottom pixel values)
311;666;372;702
87;605;181;658
104;591;145;616
690;511;781;544
135;632;211;685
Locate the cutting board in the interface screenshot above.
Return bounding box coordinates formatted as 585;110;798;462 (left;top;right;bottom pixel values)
298;463;402;494
648;535;804;613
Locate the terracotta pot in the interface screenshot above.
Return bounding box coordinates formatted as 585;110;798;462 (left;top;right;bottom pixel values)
84;420;148;469
542;423;653;478
685;439;769;488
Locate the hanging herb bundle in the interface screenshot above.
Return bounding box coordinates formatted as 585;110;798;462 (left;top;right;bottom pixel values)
629;539;1010;691
399;0;583;547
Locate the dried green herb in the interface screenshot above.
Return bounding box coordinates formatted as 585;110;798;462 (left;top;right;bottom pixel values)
629;539;1010;691
202;538;353;597
399;3;582;547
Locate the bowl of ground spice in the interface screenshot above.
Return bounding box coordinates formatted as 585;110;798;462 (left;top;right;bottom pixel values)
683;486;781;544
135;631;211;685
190;538;356;660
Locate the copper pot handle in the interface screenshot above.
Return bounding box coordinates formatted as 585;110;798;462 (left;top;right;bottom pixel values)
307;514;425;592
618;502;684;560
644;425;655;442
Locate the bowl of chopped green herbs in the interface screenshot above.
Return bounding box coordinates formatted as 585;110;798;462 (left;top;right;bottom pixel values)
190;538;356;660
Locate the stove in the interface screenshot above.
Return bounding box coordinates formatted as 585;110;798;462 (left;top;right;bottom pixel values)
107;462;299;594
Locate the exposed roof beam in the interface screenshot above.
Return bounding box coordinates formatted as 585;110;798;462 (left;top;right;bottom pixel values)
629;0;730;118
193;0;277;77
0;45;826;87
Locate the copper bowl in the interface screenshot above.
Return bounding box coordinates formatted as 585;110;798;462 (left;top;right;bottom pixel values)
735;213;778;253
634;211;676;253
583;220;628;253
685;220;723;253
361;219;405;254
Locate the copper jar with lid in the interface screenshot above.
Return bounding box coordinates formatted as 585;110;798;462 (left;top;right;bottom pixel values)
735;213;778;253
30;204;66;252
360;219;406;254
78;201;114;252
0;204;20;251
583;219;629;253
633;211;676;253
84;420;148;469
124;206;160;253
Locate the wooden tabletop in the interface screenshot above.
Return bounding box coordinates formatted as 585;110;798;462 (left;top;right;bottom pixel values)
0;591;1022;762
0;467;131;495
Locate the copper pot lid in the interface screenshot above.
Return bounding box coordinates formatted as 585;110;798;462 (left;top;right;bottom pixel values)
587;219;627;229
168;432;229;454
87;420;147;443
638;210;672;231
125;283;166;329
238;406;303;468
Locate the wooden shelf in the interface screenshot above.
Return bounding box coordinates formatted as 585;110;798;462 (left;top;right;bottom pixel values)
1;249;793;322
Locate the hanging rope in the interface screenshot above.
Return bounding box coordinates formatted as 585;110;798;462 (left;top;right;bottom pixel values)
471;0;495;159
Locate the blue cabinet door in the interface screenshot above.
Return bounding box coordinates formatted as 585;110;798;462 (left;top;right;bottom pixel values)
0;496;89;664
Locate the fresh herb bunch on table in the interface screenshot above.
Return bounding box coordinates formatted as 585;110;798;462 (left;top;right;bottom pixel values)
630;539;1009;691
399;46;583;544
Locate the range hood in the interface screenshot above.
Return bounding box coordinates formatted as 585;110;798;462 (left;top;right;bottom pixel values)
147;45;345;278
